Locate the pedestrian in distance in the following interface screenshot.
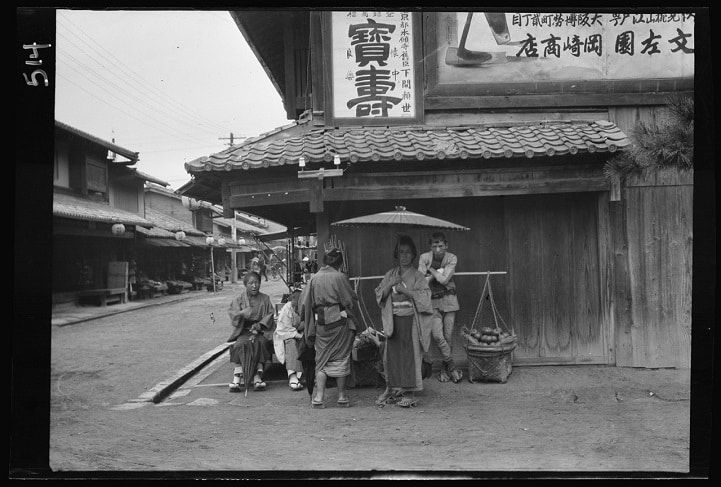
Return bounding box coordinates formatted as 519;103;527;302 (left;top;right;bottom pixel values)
302;256;311;283
374;235;435;408
227;271;275;393
257;252;269;282
272;289;305;391
418;232;463;383
300;248;359;408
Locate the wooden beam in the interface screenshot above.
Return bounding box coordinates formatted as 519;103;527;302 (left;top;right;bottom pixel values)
308;179;323;213
310;11;324;122
283;14;297;119
324;178;610;200
596;192;614;365
228;189;309;209
425;92;694;110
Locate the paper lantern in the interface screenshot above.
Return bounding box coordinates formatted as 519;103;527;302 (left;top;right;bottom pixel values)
175;231;186;241
111;223;126;236
206;236;214;245
218;238;226;246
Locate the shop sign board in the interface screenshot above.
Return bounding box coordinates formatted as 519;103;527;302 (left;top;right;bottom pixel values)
325;11;424;126
428;12;694;100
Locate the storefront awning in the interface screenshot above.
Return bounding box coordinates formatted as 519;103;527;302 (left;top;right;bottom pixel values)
185;120;630;173
142;237;191;247
53;192;154;227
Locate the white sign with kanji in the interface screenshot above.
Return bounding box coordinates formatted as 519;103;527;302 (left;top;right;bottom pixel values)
331;11;417;120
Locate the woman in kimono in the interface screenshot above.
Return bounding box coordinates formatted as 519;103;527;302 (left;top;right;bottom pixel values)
374;235;434;408
227;271;275;392
272;289;305;390
300;248;359;408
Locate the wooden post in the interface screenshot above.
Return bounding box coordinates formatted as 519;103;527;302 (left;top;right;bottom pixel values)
210;246;216;293
315;211;329;267
230;249;238;283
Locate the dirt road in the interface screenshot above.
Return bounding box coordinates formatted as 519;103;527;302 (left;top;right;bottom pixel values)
49;281;691;473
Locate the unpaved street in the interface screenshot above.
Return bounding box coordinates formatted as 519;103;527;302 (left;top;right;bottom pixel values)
50;282;690;473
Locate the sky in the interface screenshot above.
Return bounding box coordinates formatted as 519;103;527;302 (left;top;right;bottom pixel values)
55;9;289;190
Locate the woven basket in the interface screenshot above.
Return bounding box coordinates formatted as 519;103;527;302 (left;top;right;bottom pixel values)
465;341;517;383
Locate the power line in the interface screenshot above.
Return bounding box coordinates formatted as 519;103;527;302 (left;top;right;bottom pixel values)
56;13;229;133
56;12;232;134
57;54;216;146
57;72;215;145
56;30;224;140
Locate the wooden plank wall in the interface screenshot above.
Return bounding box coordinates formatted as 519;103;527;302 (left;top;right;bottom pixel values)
329;192;607;367
330;197;507;366
609;106;693;369
617;167;693;368
504;193;606;365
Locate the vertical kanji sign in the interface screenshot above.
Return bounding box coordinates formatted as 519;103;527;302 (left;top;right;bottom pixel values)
326;11;423;126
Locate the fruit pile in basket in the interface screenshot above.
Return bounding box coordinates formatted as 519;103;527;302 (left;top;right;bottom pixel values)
462;326;516;346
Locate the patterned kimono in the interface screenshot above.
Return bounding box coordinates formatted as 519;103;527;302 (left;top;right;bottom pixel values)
375;266;434;392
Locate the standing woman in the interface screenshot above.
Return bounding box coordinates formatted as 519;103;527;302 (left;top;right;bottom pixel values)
227;271;275;392
300;248;359;408
375;235;434;408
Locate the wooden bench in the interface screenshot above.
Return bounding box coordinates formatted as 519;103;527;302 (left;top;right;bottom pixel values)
77;288;127;307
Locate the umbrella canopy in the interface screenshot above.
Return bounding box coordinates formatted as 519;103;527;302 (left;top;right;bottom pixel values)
331;206;470;231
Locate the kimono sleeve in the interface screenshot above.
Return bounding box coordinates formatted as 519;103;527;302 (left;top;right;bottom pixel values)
375;271;394;307
257;295;275;331
409;271;433;314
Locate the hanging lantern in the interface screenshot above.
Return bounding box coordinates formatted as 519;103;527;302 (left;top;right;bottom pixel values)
175;231;186;241
111;223;126;236
206;236;214;245
218;238;226;246
238;238;246;245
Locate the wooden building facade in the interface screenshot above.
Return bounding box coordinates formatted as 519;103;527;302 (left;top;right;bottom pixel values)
180;11;694;368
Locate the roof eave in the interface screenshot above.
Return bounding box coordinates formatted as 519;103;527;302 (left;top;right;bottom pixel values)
229;10;286;107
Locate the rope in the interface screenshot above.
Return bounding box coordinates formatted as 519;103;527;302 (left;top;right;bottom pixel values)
354;278;377;331
469;271;512;335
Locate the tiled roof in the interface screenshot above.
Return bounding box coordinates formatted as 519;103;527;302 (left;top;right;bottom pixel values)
56;120;139;163
144;208;205;236
53;192;153;227
185;121;630;173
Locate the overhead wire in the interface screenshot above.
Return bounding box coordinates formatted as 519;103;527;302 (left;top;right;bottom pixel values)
57;58;214;146
56;12;232;134
56;72;204;143
55;30;224;141
57;46;217;146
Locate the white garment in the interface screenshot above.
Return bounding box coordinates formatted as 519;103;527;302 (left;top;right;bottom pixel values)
272;301;301;364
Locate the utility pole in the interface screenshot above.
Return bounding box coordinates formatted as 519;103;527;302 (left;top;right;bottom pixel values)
219;132;247;148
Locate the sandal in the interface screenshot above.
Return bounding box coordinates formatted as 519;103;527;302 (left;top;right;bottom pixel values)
375;390;394;407
311;399;325;409
253;376;266;391
228;383;242;393
289;377;304;391
396;396;417;408
450;369;463;383
337;397;350;407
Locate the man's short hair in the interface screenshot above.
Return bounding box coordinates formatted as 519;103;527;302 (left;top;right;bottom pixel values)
429;232;447;244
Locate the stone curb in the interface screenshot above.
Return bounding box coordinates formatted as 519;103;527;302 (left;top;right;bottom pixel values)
130;342;231;404
53;294;202;327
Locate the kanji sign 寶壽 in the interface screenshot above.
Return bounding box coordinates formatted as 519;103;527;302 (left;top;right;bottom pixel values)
328;11;422;125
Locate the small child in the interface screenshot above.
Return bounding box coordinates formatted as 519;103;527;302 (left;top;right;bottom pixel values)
272;290;305;390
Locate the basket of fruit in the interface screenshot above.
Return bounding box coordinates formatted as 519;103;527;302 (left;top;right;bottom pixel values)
462;326;517;383
462;272;516;383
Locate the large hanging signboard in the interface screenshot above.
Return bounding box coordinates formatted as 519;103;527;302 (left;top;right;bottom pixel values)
325;11;424;126
427;12;694;102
